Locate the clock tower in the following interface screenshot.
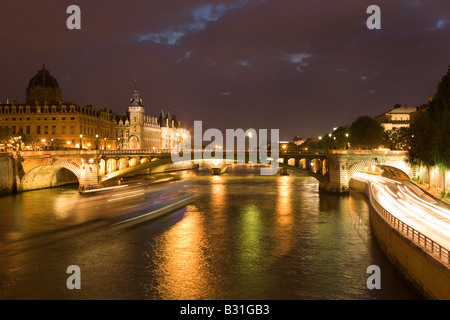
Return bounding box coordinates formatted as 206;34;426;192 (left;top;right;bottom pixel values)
128;83;145;149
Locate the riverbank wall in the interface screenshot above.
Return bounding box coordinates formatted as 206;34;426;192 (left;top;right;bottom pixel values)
350;178;450;300
0;153;16;194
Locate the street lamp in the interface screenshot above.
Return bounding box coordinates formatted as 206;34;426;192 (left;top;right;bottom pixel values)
79;134;83;150
96;134;99;150
51;138;54;150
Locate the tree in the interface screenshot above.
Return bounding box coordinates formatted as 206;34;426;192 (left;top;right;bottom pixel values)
408;66;450;195
349;116;386;150
0;127;13;151
386;127;410;150
332;126;351;150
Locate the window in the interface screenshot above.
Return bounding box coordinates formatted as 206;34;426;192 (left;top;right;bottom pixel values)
71;117;75;120
27;118;30;121
52;117;56;121
61;126;66;134
37;126;41;134
37;118;41;121
62;117;66;120
44;126;48;134
12;126;16;134
26;126;30;134
52;126;56;134
70;126;75;134
12;118;16;121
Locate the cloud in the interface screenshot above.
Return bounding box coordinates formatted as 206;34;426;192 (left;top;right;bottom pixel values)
137;1;262;45
283;53;312;72
177;50;194;63
234;60;251;67
430;19;449;31
138;31;185;45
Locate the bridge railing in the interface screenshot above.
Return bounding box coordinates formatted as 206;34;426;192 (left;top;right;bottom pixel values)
369;183;450;267
99;149;173;155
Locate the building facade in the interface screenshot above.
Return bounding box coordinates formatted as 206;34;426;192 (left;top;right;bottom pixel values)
377;103;418;131
115;86;182;150
0;66;117;150
0;66;184;152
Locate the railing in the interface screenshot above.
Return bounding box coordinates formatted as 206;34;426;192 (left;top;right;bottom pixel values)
99;149;172;155
369;183;450;267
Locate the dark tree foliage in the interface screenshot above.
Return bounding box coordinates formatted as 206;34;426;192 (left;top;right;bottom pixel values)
386;127;410;150
408;66;450;194
349;116;386;150
0;127;13;145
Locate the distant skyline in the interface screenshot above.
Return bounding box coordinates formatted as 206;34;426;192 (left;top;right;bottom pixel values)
1;0;450;140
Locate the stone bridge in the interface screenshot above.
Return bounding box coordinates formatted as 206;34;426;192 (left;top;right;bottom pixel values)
9;149;191;192
278;149;416;193
0;149;416;194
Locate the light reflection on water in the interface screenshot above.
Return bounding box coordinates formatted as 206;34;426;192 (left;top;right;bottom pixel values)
0;166;420;299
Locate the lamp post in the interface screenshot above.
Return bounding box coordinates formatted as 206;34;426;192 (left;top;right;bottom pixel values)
18;136;22;151
51;138;54;150
96;134;99;150
79;134;83;150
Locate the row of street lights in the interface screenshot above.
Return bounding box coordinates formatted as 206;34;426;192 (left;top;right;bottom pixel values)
317;132;350;149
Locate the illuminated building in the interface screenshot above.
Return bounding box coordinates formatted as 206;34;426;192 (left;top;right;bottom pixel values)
115;85;182;150
0;65;116;150
0;66;184;151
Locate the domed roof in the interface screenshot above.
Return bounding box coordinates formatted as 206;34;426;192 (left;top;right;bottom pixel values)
27;65;59;90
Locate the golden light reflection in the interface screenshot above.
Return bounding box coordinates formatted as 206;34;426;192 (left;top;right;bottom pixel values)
149;208;212;299
271;175;294;262
211;175;225;212
238;204;263;274
348;194;371;242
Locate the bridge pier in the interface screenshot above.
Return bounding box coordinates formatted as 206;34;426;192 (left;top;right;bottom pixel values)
79;158;100;191
318;154;350;193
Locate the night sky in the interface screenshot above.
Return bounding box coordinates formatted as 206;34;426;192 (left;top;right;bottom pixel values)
1;0;449;140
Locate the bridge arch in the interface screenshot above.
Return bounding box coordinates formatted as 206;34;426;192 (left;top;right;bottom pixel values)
287;158;296;166
348;159;413;182
20;160;80;191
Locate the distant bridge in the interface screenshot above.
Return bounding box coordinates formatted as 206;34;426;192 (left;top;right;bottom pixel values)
9;149;416;193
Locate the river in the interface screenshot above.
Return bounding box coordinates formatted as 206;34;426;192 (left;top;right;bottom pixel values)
0;165;420;299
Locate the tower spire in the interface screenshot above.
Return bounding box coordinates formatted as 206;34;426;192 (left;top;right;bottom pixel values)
130;79;142;106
